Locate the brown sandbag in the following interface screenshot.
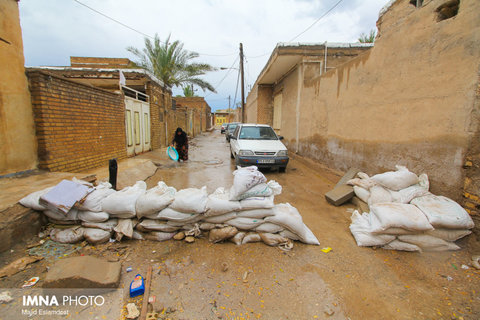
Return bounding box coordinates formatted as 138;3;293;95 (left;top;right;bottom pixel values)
229;232;246;245
259;232;289;246
208;226;238;243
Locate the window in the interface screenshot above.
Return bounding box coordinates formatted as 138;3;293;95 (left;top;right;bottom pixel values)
435;0;459;21
239;126;278;140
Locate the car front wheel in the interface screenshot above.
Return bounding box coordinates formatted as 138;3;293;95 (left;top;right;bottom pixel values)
279;166;286;173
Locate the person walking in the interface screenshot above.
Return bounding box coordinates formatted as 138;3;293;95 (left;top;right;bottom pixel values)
171;127;189;161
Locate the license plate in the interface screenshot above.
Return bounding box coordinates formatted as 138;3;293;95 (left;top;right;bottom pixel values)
257;159;275;164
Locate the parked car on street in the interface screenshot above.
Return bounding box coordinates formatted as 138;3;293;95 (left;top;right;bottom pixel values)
220;123;229;134
225;122;240;142
229;124;289;172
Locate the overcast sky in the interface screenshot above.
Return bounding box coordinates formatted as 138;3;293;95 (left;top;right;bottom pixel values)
19;0;388;111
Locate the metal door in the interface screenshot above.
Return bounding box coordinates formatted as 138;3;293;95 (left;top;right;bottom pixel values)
125;97;150;155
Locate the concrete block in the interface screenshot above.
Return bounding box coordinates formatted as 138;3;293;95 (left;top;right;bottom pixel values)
335;168;360;188
325;184;355;206
351;196;370;213
44;256;121;288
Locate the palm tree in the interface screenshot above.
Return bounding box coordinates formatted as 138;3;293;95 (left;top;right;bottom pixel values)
182;85;195;97
127;34;216;92
358;30;376;43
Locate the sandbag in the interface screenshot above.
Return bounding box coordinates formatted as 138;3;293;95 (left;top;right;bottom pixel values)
372;227;415;235
237;208;274;219
368;185;393;206
279;229;300;241
83;228;111;244
229;166;267;200
203;212;237;224
205;187;241;216
353;186;370;203
349;211;395;247
135;181;176;218
169;186;208;214
255;222;284;233
76;182;115;212
138;219;180;232
259;233;289;247
150;207;201;223
226;217;264;230
382;239;422;252
241;232;262;244
426;229;472;242
43;209;79;222
371;165;419;191
236;183;273;201
144;232;175;242
19;186;53;211
77;210;109;223
265;203;320;245
398;234;461;251
411;194;474;229
370;203;433;232
208;226;238;243
199;222;216;231
389;173;429;204
81;219;118;232
50;227;84;244
102;181;147;218
240;196;274;210
229;232;246;245
347;177;376;190
114;218;133;240
132;230;146;240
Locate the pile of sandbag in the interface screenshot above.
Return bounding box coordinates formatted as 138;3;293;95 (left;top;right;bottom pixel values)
347;166;474;252
19;166;320;248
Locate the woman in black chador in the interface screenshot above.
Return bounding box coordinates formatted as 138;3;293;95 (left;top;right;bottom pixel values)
171;127;188;161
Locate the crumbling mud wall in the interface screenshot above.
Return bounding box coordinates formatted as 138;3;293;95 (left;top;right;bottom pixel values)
0;0;38;175
279;0;479;204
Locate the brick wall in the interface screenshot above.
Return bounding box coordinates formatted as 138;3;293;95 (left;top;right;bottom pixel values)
146;81;171;149
27;71;127;172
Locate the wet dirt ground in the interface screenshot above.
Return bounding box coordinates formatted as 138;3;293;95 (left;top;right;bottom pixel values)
1;130;479;320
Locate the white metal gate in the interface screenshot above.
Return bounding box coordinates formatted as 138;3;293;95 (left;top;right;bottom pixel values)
125;96;150;156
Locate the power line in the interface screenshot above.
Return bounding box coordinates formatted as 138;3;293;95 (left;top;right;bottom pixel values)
204;56;239;98
71;0;236;57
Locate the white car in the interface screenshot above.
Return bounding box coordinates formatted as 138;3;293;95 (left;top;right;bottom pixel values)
229;124;289;172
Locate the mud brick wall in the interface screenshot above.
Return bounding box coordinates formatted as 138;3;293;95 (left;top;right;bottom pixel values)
27;71;127;172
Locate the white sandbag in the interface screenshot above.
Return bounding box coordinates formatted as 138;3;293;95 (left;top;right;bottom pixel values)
229;232;246;245
47;218;78;225
389;173;429;204
398;234;461;251
150;207;201;223
132;230;146;240
77;210;109;223
138;219;180;232
203;212;237;224
348;178;376;190
240;196;274;210
411;194;474;229
76;182;115;212
50;227;84;244
368;185;392;206
353;186;370;203
370;203;433;232
43;208;79;222
264;203;320;245
382;239;422;252
169;186;208;214
199;222;216;231
102;181;147;218
19;187;53;211
229;166;267;200
81;219;118;231
426;229;472;242
71;177;94;187
209;226;238;243
205;187;241;216
135;181;176;218
255;222;284;233
236;183;273;201
267;180;282;196
114;218;133;239
226;217;264;230
372;227;415;235
83;228;111;244
237;208;275;219
371;165;419;191
241;232;262;244
144;231;175;242
349;211;395;247
259;233;289;247
279;229;300;241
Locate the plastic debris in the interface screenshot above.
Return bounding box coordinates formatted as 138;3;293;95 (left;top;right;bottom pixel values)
126;267;133;273
130;274;145;297
321;247;332;253
22;277;40;288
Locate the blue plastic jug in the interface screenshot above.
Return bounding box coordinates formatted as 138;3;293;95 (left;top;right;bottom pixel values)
129;274;145;298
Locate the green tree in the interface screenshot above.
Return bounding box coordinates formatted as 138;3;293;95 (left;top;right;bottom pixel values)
127;34;216;92
358;29;376;43
182;85;195;97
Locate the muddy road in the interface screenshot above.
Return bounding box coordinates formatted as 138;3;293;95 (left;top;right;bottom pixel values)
1;130;479;320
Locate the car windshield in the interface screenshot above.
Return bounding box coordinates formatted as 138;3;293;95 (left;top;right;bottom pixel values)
228;124;238;132
239;126;278;140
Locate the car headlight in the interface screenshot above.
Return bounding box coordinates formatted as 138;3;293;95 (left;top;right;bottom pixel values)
277;150;288;156
239;150;254;156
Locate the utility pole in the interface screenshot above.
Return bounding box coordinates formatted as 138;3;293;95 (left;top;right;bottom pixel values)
240;43;245;123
